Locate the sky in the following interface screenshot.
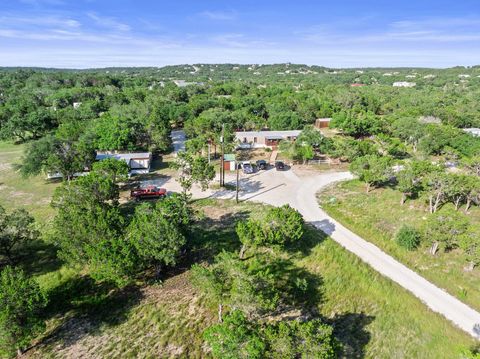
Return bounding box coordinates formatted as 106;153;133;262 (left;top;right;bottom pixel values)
0;0;479;68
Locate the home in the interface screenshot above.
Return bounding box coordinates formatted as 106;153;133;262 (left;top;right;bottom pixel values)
96;152;152;174
393;81;416;87
235;130;301;149
315;118;332;129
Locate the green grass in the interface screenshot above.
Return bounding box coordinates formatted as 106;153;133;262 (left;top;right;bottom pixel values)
318;179;480;313
28;199;475;358
0;141;58;222
0;142;476;357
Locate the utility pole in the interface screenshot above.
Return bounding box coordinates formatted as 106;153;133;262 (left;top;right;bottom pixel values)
236;160;240;203
207;141;211;164
220;124;225;186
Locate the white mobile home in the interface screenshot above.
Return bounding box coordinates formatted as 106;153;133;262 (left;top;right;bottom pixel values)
96;152;152;174
235;130;301;149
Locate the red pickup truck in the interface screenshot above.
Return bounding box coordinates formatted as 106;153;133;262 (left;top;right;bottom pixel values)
130;185;167;201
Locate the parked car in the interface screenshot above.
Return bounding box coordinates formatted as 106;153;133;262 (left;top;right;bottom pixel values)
242;161;254;174
256;160;268;170
275;161;285;171
130;185;167;201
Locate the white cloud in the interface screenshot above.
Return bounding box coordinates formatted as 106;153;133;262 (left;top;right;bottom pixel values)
87;12;131;32
198;11;236;21
0;15;80;29
299;16;480;45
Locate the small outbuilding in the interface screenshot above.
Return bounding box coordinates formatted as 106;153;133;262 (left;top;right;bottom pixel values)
223;154;237;171
315;118;332;129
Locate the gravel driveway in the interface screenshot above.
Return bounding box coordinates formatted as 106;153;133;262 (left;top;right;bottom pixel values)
165;132;480;339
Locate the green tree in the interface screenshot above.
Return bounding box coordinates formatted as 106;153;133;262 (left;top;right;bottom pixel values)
459;231;480;272
91;158;129;183
396;160;436;205
191;252;280;320
126;202;185;272
203;310;265;359
391;117;425;152
173;151;215;195
49;169;133;285
350;155;393;193
236;205;304;258
462;156;480;176
264;319;338;359
331;110;383;138
425;208;470;255
20;132;95;181
0;266;47;357
0;206;39;264
423;171;449;213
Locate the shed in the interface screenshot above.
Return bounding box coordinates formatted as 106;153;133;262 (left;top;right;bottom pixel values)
315;118;332;129
223;154;236;171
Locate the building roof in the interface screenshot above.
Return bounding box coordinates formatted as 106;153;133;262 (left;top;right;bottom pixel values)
236;130;301;138
224;154;236;161
316;118;332;122
96;152;151;162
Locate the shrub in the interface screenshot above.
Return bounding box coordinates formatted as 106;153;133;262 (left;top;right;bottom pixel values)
395;225;421;251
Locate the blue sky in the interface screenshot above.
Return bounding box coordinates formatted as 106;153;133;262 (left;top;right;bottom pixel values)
1;0;479;68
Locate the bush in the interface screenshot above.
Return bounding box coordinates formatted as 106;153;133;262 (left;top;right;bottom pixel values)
395;225;421;251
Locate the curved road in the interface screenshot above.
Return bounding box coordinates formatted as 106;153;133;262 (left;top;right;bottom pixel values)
168;131;480;339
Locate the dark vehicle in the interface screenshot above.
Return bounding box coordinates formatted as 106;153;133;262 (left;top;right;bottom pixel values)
242;161;254;174
256;160;268;170
275;161;285;171
130;185;167;201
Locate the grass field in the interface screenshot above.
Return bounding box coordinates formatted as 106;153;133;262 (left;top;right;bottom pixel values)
27;199;475;358
0;142;58;222
0;143;476;358
318;179;480;313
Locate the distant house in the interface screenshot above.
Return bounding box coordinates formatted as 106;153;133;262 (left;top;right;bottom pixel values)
393;81;416;87
96;152;152;174
350;83;366;87
235;130;301;149
463;128;480;137
315;118;332;129
173;80;204;87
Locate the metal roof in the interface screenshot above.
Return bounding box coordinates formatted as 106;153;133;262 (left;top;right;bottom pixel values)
96;152;151;162
235;130;301;138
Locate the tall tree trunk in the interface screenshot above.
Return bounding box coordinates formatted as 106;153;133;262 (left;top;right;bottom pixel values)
429;195;434;213
400;192;406;205
218;303;223;322
465;199;472;213
454;198;461;211
366;183;371;193
239;244;247;260
430;241;439;255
